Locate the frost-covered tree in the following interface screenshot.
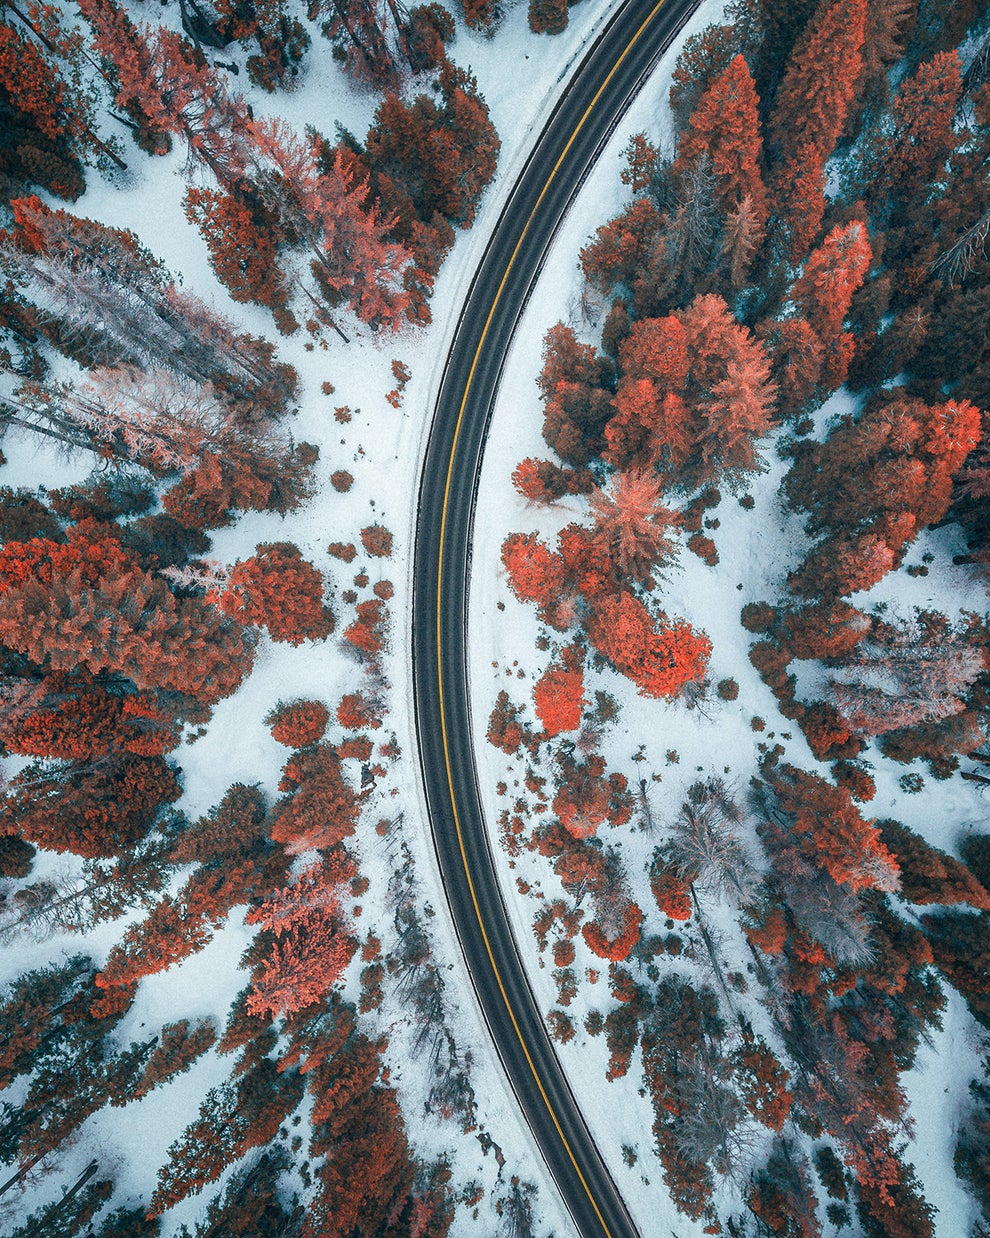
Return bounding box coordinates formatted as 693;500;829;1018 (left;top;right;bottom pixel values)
669;778;757;904
826;616;985;737
3;197;296;413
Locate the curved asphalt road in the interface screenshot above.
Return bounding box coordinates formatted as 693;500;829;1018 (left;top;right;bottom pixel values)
411;3;698;1235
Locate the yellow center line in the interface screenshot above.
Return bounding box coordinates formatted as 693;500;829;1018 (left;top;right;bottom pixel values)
435;3;672;1234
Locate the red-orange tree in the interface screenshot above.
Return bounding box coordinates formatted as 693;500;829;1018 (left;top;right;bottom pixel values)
0;521;254;708
269;743;361;853
674;54;768;233
607;293;777;489
533;647;585;737
214;543;333;645
246;853;358;1017
586;590;711;699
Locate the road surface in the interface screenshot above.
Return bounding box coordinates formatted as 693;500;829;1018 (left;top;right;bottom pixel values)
411;2;699;1234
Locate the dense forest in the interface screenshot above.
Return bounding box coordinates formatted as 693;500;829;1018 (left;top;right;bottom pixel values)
488;0;990;1233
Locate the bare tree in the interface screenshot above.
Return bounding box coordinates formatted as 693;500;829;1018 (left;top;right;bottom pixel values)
670;778;757;904
931;210;990;285
496;1176;539;1238
671;1051;749;1180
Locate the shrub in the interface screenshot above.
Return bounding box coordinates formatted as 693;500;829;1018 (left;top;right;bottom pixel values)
330;471;353;492
266;699;330;748
717;678;739;700
740;601;776;633
360;524;393;558
688;532;719;565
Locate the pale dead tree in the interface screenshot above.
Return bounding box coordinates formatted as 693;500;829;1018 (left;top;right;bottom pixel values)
0;834;178;944
589;849;635;943
671;1051;750;1181
662;153;720;299
931;209;990;284
670;778;757;905
3;366;247;474
1;203;293;406
785;875;875;967
826;622;985;737
962;32;990;100
159;560;230;593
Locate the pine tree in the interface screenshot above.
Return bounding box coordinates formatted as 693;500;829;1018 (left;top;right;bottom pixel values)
183;186;288;310
587;470;680;586
674;55;768;232
757;764;899;895
552;751;630;838
668;23;741;129
246;855;358;1017
365;61;500;233
511;457;594;504
580;196;665;302
0;522;255;706
1;752;180;857
79;0;249;171
269;743;361;853
771;145;828;263
247;123;413;329
528;0;568;35
149;1060;304;1215
748;1138;821;1238
784;393;981;594
768;0;868;167
0;21;87;199
607;294;777;488
537;323;616;466
790;221;873;346
501;532;571;628
877;819;990;909
130;1018;217;1100
620;132;660;194
860;50;963;210
214;542;333;645
308;0;399;85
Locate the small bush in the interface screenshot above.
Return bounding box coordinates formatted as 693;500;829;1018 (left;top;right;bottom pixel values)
330;471;353;492
740;602;777;633
717;678;739;701
688;532;719;565
328;542;357;562
361;524;394;558
266;699;329;748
